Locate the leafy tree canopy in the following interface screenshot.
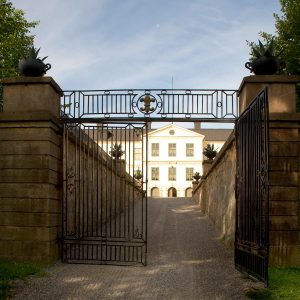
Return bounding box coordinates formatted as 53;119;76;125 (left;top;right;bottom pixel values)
248;0;300;110
248;0;300;76
274;0;300;75
0;0;38;109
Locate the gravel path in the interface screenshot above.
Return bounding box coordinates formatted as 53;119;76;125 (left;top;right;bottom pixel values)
12;197;261;299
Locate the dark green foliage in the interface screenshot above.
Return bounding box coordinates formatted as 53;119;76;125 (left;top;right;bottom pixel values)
109;143;125;159
26;46;48;62
245;267;300;299
203;144;218;160
0;0;39;110
134;169;143;180
193;172;201;181
0;261;41;299
248;38;278;61
247;0;300;109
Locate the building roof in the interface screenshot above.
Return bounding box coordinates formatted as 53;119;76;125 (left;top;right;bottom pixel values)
192;128;233;141
85;125;232;143
85;127;143;142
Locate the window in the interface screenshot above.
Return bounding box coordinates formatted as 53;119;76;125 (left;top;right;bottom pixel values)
186;168;194;180
151;167;159;180
168;143;176;157
134;148;142;160
152;143;159;156
168;167;176;181
186;143;194;157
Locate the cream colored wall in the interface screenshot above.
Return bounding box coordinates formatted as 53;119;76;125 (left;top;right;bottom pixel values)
147;125;203;197
99;126;229;198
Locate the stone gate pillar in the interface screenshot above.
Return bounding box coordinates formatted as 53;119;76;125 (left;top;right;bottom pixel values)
238;75;300;266
0;77;63;263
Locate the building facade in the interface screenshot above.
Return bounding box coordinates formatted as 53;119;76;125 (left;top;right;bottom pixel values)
93;123;232;198
146;124;204;197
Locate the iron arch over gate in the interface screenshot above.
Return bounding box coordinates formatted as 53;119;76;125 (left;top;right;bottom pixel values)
235;88;269;285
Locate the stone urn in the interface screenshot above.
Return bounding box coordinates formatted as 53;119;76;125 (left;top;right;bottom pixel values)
19;59;51;77
245;56;283;75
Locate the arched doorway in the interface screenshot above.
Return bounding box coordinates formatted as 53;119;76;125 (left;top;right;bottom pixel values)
168;187;177;197
151;187;160;197
185;187;193;197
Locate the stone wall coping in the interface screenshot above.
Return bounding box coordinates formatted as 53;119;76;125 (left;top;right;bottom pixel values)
238;75;300;96
193;113;300;195
193;130;235;194
193;177;205;195
2;77;63;96
0;112;62;128
269;112;300;122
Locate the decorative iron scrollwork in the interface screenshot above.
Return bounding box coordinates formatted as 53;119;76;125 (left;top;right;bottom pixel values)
67;167;75;194
134;227;142;239
134;128;142;138
139;94;156;114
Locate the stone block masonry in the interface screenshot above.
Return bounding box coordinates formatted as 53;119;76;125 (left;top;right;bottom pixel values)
193;132;236;250
238;76;300;266
0;77;143;263
268;115;300;266
0;77;63;263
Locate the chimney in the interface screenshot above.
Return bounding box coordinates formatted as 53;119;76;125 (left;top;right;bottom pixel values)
146;122;152;131
194;122;201;130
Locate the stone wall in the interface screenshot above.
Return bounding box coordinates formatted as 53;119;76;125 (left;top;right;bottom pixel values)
193;132;236;250
0;77;141;263
0;112;63;263
268;114;300;266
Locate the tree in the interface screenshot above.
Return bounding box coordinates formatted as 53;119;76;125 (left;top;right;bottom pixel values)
248;0;300;108
0;0;38;110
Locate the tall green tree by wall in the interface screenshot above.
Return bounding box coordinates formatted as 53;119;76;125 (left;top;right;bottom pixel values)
249;0;300;109
0;0;38;110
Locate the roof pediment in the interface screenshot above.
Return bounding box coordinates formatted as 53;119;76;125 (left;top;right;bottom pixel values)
147;124;204;138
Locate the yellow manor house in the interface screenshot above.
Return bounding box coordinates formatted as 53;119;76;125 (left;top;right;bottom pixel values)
94;122;231;198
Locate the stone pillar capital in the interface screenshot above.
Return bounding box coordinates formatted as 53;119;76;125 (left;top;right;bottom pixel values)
238;75;300;114
2;76;63;118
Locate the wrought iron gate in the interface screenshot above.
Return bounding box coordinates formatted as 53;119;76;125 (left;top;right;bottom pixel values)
62;121;148;265
60;88;239;267
235;88;269;285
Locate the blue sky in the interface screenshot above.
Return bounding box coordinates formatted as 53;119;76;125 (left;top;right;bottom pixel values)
12;0;280;91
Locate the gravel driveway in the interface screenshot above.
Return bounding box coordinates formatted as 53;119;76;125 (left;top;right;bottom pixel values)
12;197;261;299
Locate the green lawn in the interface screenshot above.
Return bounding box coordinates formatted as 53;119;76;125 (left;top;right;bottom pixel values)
0;261;42;300
245;267;300;300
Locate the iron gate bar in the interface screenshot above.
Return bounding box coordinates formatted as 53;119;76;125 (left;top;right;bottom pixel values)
235;88;269;286
61;89;238;121
62;121;147;266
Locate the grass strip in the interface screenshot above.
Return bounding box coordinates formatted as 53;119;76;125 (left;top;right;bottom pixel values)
245;267;300;299
0;261;42;300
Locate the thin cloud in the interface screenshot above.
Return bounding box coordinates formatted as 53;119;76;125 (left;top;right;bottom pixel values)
11;0;280;90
